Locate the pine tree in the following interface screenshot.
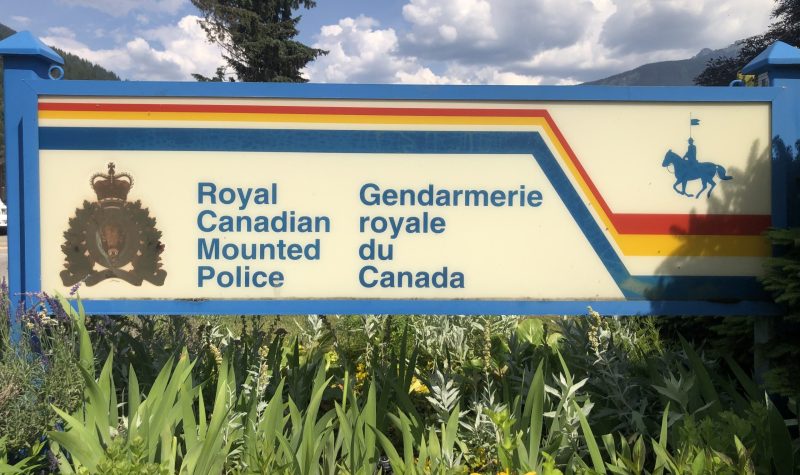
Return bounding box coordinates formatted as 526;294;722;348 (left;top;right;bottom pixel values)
191;0;326;82
696;0;800;85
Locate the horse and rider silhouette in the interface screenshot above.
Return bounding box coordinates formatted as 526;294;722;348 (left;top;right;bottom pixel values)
662;137;732;198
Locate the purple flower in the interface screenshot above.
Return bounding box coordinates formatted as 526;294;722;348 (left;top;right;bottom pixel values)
42;292;68;323
69;280;83;296
47;448;59;472
14;298;25;325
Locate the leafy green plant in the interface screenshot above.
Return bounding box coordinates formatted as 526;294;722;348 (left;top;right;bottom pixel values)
375;404;467;475
425;367;462;424
0;291;82;461
328;373;379;475
5;296;800;474
0;436;43;474
48;295;241;474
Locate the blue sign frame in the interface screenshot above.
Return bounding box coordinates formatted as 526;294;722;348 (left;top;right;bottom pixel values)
3;33;798;322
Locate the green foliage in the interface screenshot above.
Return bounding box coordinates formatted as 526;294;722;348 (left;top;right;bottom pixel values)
191;0;326;82
376;403;467;475
0;291;83;463
88;437;171;475
756;140;800;398
763;227;800;307
0;436;44;474
4;297;800;473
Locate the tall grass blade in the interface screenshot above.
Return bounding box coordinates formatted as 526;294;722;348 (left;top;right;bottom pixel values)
767;397;794;475
527;360;545;467
653;403;670;475
47;407;104;472
723;356;761;401
679;335;720;412
573;401;606;473
128;364;140;429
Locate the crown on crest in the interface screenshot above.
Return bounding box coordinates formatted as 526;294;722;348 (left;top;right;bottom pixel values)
91;162;133;203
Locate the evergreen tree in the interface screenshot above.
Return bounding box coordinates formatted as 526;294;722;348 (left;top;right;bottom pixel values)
696;0;800;85
191;0;326;82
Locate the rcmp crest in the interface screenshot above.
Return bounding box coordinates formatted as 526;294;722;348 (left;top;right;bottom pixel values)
60;162;167;287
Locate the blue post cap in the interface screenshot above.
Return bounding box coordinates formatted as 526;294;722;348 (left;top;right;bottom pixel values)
742;41;800;74
0;30;63;64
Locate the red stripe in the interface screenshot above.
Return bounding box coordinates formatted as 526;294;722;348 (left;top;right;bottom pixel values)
41;102;771;236
613;214;770;235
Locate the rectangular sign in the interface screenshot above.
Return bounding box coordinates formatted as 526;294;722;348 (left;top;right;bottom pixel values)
33;96;774;314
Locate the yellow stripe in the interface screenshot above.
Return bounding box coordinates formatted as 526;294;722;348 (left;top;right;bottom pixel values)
617;234;768;257
40;110;768;257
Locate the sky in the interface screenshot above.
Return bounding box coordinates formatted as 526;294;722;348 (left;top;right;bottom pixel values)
1;0;778;85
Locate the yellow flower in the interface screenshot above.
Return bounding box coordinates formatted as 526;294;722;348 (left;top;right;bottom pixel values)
325;350;339;365
257;362;270;392
354;362;368;391
409;376;430;395
208;344;223;366
355;362;367;378
523;472;537;475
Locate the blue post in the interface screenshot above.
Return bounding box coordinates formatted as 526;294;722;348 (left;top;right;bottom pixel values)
742;42;800;385
0;32;63;343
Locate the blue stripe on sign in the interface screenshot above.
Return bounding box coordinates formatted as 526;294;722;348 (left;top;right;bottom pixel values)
38;127;766;301
526;134;635;298
632;275;767;301
77;299;779;317
40;128;542;153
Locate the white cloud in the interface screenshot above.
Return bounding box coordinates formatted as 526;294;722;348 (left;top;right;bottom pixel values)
304;1;607;84
11;16;31;27
401;0;597;64
403;0;497;48
395;67;461;84
506;0;775;81
47;26;77;38
303;16;433;83
461;67;543;85
56;0;185;17
382;0;773;83
41;15;225;81
601;0;774;55
303;15;544;85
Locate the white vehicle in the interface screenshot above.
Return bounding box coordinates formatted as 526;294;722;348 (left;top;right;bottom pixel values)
0;198;6;234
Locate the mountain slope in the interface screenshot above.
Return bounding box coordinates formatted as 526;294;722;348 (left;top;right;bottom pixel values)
584;45;740;86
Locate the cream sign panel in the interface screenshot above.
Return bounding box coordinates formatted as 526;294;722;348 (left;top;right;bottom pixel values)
38;98;771;302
